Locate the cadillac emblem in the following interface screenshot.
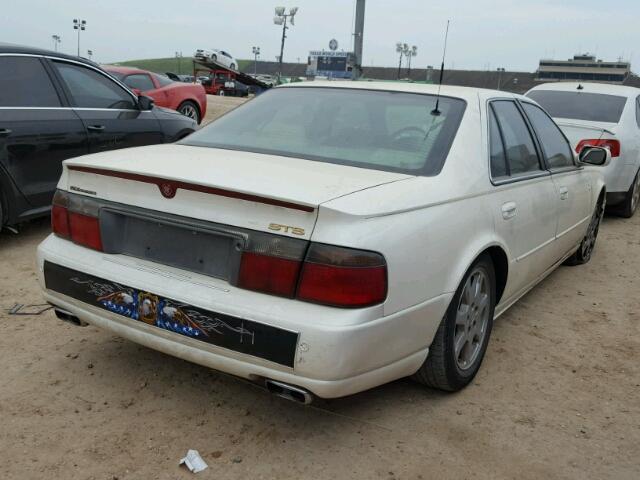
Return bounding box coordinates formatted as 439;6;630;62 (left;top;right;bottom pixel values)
159;182;177;198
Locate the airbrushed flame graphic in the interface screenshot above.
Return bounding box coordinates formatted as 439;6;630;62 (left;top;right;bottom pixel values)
70;277;254;342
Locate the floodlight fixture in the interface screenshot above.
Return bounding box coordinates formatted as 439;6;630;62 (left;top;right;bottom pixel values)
275;6;286;16
274;16;284;25
289;7;298;15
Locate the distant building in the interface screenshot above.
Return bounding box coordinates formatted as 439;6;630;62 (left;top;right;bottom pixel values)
536;54;630;84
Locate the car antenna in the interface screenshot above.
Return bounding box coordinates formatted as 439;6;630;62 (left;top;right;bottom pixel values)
431;19;451;116
577;84;584;90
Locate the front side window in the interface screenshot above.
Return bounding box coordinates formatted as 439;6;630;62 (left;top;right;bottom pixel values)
0;56;61;107
182;87;467;176
491;101;541;176
522;102;575;169
123;74;155;92
53;61;136;109
526;90;627;124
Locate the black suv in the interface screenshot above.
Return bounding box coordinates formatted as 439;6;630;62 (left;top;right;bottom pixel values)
0;44;197;228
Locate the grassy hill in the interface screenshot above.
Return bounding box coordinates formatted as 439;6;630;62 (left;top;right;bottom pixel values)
111;57;251;74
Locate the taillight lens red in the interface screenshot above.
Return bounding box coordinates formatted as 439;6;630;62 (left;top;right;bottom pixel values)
236;237;387;308
297;244;387;308
51;190;103;251
237;252;301;297
68;212;103;251
51;204;70;238
576;139;620;157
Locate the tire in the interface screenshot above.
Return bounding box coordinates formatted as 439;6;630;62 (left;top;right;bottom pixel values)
412;254;496;392
0;190;4;231
218;90;225;96
177;100;200;124
211;54;217;62
615;169;640;218
230;63;236;70
564;195;605;266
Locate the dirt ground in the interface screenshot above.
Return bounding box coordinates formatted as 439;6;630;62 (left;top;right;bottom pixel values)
202;94;248;125
0;95;639;480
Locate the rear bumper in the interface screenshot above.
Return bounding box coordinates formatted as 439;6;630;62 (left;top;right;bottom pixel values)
37;235;450;398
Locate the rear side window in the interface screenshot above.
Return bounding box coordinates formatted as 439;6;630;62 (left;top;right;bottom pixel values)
488;106;508;178
154;74;174;87
0;56;61;107
123;74;155;92
526;90;627;123
522;102;575;169
53;61;136;109
491;101;541;177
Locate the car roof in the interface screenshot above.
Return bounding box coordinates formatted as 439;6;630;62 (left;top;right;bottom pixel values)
103;65;148;75
278;80;525;103
528;81;640;97
0;42;100;68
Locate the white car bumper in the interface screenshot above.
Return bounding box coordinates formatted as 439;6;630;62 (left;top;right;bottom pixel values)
37;235;451;398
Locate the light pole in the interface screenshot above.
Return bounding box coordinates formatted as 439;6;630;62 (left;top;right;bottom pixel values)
252;46;260;75
496;67;505;90
52;35;61;52
396;42;406;79
175;51;183;75
72;19;86;57
87;49;93;61
406;45;417;77
274;6;298;84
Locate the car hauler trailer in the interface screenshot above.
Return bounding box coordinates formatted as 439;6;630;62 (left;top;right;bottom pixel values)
192;58;271;96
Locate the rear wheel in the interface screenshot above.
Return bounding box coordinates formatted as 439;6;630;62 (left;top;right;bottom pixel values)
565;195;605;266
230;63;236;70
218;90;225;96
211;54;217;62
616;169;640;218
177;100;200;124
413;255;495;391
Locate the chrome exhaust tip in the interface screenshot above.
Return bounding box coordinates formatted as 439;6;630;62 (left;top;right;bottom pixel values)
54;308;88;327
265;379;313;405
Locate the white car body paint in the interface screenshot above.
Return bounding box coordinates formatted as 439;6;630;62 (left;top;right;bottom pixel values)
37;82;606;398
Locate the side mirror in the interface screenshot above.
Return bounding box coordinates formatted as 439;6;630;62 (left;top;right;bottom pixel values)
579;146;611;166
138;95;155;111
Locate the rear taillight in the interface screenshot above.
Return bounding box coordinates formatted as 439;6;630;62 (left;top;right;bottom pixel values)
237;231;306;297
576;139;620;157
237;235;387;308
51;190;103;251
297;244;387;308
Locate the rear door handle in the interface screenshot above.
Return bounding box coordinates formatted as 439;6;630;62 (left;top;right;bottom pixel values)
501;201;517;220
0;128;12;137
559;186;569;200
87;125;105;132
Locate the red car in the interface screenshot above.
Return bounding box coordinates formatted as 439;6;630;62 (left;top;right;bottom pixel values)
104;66;207;124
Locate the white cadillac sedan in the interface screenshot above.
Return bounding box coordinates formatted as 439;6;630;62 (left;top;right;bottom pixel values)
37;83;610;402
527;82;640;217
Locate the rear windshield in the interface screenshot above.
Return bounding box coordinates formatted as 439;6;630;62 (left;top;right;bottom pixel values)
181;87;466;176
526;90;627;123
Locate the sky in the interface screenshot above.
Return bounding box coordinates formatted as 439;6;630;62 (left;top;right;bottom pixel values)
2;0;639;72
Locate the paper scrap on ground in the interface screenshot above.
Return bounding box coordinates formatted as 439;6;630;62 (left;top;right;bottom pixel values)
180;449;208;473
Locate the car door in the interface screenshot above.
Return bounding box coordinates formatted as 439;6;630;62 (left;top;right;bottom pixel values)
48;59;163;153
520;101;591;258
0;55;88;209
487;100;558;301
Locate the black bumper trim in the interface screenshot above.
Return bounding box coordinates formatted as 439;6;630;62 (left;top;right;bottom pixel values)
44;261;298;367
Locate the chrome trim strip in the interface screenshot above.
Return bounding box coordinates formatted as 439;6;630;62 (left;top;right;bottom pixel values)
556;215;591;239
0;106;140;112
515;236;555;262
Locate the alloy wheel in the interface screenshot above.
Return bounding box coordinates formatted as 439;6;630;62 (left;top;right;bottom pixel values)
179;103;198;122
631;174;640;214
454;267;491;371
581;201;604;260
